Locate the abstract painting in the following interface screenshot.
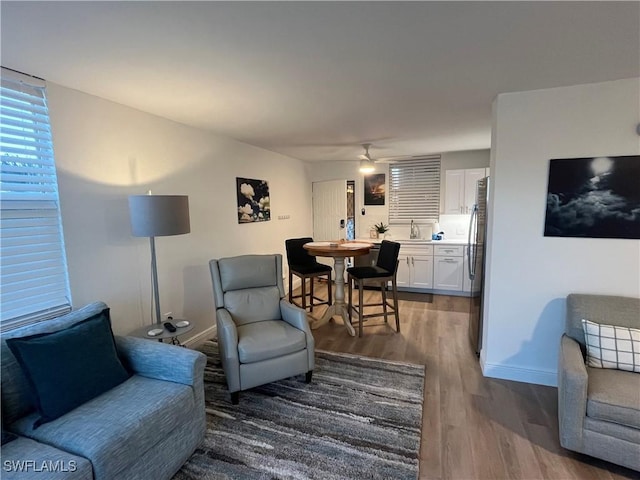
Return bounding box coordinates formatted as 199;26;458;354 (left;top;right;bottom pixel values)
544;155;640;239
236;177;271;223
364;173;385;206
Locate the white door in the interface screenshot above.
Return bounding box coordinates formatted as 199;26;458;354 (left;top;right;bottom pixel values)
312;180;348;267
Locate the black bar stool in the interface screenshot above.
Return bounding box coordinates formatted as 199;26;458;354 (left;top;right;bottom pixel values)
285;237;332;312
347;240;401;337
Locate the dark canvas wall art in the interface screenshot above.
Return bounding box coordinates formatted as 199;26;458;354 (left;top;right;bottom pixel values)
544;155;639;239
236;177;271;223
364;173;385;205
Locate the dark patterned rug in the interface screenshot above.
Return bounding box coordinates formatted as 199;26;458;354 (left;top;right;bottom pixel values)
174;340;425;480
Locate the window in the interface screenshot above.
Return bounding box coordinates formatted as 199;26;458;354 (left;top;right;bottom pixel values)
0;68;71;332
388;156;441;224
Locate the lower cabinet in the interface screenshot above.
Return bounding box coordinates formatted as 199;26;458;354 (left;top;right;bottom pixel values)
395;242;468;295
433;244;464;293
433;256;464;291
397;253;433;289
397;246;433;290
412;255;434;289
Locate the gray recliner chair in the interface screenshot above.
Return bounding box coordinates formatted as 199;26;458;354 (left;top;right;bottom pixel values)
209;254;315;404
558;293;640;471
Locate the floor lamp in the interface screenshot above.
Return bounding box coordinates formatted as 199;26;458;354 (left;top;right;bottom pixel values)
128;194;191;325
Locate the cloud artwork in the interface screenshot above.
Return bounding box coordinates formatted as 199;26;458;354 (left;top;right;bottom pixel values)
236;177;271;224
544;155;640;239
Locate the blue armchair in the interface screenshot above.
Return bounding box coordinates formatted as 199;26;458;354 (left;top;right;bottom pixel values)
209;254;315;404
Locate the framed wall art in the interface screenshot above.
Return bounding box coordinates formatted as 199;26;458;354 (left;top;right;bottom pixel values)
544;155;639;239
364;173;385;206
236;177;271;223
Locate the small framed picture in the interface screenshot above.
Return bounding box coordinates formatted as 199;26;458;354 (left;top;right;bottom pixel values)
369;229;378;239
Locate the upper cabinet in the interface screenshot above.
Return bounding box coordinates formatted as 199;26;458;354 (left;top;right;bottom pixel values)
444;168;487;215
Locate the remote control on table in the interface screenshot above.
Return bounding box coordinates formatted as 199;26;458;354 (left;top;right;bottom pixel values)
164;322;177;333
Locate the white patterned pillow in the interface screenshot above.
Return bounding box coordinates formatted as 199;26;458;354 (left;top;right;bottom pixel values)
581;319;640;373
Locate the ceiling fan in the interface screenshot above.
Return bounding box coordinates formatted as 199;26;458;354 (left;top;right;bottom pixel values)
358;143;414;172
358;143;376;173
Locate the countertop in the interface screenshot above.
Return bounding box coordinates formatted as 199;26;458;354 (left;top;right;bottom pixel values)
355;238;469;245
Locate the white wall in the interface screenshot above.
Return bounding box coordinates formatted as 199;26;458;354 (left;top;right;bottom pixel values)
47;83;312;340
482;78;640;386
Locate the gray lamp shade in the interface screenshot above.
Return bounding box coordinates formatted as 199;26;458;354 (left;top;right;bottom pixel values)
128;195;191;237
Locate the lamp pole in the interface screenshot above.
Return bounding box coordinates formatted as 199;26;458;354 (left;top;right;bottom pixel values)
149;236;162;325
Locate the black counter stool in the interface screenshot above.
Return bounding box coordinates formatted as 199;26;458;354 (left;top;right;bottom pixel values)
347;240;401;337
285;237;332;312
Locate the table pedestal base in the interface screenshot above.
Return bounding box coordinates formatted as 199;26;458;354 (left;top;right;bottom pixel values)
308;256;356;337
310;303;355;336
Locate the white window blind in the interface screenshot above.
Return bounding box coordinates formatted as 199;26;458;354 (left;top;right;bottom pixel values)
388;156;441;224
1;68;71;332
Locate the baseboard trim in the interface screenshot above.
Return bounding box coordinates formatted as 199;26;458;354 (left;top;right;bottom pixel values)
481;360;557;387
182;325;217;349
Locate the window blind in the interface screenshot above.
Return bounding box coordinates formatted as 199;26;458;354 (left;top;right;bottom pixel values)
1;68;71;332
388;156;441;224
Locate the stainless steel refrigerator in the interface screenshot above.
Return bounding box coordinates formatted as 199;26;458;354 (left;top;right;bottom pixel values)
467;177;489;356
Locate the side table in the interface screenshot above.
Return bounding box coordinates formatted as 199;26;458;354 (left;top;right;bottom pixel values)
129;321;194;346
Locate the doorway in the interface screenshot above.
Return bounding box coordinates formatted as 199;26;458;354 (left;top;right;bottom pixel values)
312;179;356;267
346;180;355;240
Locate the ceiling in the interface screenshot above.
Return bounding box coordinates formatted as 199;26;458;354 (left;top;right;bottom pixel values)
1;2;638;163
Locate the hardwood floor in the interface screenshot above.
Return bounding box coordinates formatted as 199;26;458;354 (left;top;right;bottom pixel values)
303;283;638;480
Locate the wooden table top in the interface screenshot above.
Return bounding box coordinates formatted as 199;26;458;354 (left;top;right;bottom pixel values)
303;240;373;257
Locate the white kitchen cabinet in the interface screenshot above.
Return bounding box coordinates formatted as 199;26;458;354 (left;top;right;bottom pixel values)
397;245;433;291
444;168;486;215
444;169;465;215
396;253;411;288
434;256;464;290
411;255;433;288
433;244;464;291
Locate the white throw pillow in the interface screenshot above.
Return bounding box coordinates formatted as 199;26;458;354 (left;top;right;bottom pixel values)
581;319;640;373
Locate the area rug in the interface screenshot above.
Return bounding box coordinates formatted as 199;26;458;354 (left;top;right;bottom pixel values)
174;340;425;480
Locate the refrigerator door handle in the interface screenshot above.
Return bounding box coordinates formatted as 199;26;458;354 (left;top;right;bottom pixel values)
467;205;477;280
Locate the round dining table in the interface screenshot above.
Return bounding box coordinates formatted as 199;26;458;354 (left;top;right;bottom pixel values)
303;240;373;336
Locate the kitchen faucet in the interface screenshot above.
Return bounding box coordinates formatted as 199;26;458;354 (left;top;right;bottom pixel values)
410;220;420;239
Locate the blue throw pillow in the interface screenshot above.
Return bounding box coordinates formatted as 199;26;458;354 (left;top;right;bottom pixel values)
6;308;130;428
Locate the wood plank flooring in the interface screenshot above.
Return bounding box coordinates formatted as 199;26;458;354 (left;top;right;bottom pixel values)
302;283;638;480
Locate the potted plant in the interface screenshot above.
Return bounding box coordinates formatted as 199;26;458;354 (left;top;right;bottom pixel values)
373;222;389;238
